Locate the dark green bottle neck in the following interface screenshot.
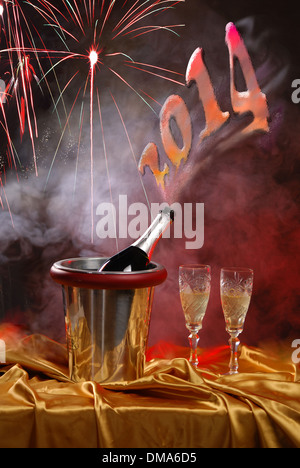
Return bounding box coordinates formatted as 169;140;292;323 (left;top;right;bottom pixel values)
132;208;173;259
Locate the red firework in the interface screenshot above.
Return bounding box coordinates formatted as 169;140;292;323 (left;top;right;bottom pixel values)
0;0;185;237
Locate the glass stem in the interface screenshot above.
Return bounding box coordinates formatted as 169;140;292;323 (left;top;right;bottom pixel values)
188;332;199;367
228;335;240;374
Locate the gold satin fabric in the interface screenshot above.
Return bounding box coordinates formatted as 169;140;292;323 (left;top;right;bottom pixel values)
0;333;299;448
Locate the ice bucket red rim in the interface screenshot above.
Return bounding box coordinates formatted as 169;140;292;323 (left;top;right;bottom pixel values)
50;257;167;290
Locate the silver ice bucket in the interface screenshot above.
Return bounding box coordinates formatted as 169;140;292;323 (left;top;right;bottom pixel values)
50;257;167;383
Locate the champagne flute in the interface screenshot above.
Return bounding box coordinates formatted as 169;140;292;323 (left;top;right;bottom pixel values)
220;267;254;375
179;265;211;367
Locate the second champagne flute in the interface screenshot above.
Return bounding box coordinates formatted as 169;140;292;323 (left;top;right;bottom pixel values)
179;265;211;367
220;267;254;374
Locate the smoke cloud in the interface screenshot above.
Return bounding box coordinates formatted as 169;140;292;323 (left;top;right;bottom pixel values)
0;1;299;353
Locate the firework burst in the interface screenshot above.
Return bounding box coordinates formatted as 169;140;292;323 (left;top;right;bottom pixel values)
0;0;185;239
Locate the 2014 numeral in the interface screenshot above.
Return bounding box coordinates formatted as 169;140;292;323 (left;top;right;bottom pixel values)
139;22;269;189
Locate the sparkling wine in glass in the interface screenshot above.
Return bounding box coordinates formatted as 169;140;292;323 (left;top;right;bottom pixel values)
179;265;211;366
220;267;254;374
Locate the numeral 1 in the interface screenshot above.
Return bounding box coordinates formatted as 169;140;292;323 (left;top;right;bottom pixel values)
186;47;230;143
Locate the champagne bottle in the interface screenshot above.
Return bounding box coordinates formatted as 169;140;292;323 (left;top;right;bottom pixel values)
99;207;174;272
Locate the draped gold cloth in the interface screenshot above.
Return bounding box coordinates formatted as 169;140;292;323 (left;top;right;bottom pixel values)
0;333;299;448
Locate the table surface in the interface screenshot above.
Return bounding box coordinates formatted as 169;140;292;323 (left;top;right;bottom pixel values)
0;333;299;448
